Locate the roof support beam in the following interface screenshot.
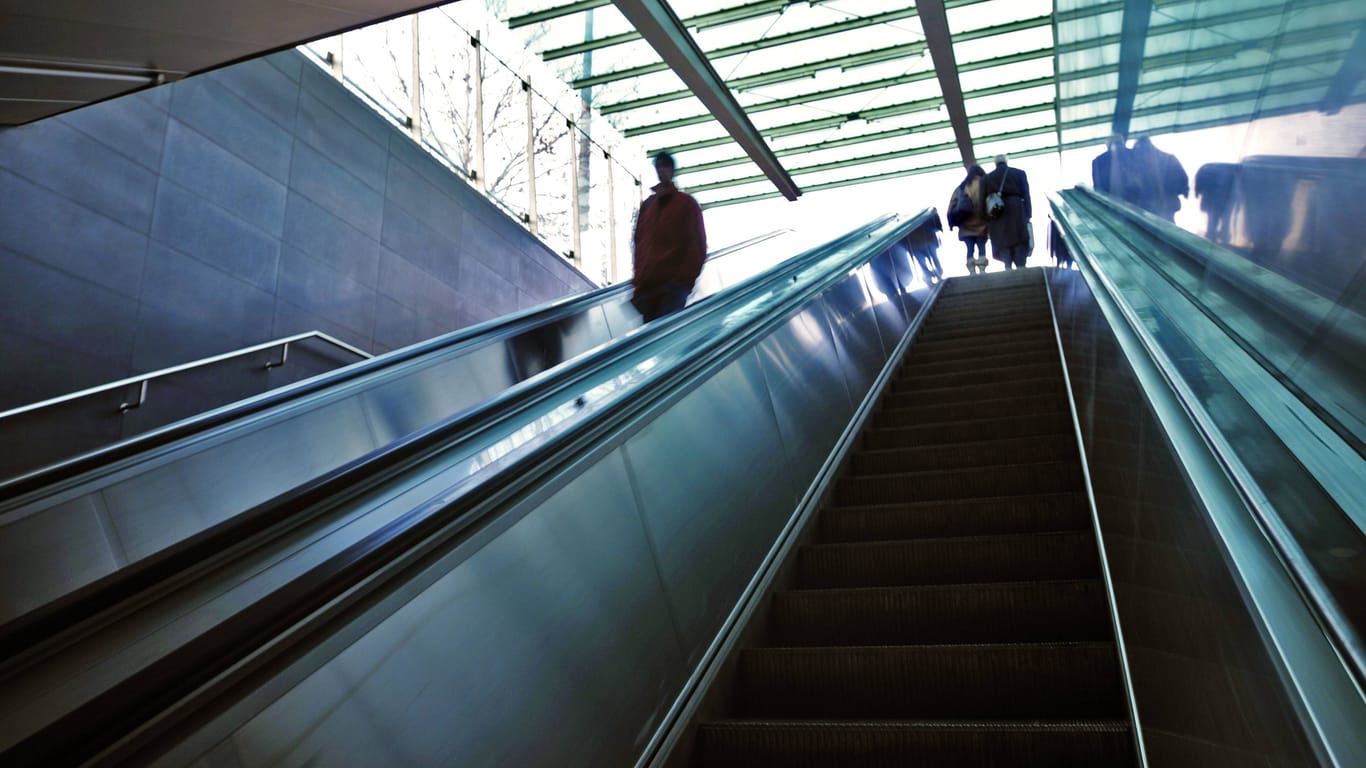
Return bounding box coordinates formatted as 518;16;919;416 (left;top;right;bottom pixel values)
1111;0;1152;138
611;0;800;200
1322;19;1366;114
508;0;609;29
900;0;972;169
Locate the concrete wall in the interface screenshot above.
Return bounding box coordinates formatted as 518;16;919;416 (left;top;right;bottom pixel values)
0;50;594;411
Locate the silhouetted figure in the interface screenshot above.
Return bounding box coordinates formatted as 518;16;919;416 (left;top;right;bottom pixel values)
948;165;989;275
1130;137;1188;221
1194;162;1238;243
631;151;707;322
910;213;944;284
1091;133;1129;198
985;154;1032;269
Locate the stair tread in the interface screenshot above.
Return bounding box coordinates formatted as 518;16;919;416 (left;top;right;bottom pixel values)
856;432;1074;456
824;490;1086;512
777;578;1102;597
704;718;1131;730
841;459;1077;480
805;529;1093;551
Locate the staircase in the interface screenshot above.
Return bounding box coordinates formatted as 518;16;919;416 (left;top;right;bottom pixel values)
695;270;1136;766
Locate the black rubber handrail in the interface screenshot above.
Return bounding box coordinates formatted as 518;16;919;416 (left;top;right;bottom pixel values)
0;211;931;766
0;230;793;501
0;216;893;672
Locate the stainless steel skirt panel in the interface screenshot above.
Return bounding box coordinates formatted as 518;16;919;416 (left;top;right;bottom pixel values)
199;450;686;768
170;223;935;767
623;349;799;668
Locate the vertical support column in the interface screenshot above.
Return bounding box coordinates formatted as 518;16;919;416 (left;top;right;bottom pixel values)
524;79;539;236
568;120;583;267
606;150;618;284
471;32;487;192
410;14;422;141
329;35;344;80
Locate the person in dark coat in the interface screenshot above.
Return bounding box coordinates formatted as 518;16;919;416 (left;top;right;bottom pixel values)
1091;133;1128;197
1130;137;1188;221
984;154;1032;269
631;150;707;322
949;165;990;275
1194;162;1238;242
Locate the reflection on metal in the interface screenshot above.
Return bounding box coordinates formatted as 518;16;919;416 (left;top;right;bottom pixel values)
611;0;799;201
1323;19;1366;113
1111;0;1152;138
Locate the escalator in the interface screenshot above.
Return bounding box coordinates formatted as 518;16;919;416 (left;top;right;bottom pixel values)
694;270;1135;766
1;202;1362;766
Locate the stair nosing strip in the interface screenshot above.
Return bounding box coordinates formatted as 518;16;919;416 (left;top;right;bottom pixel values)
804;529;1092;550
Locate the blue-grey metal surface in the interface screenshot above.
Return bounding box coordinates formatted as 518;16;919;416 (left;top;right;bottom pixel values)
823;269;888;405
0;233;799;628
129;213;940;767
1047;202;1366;764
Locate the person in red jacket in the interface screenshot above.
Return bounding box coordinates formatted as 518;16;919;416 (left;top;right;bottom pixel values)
631;150;707;322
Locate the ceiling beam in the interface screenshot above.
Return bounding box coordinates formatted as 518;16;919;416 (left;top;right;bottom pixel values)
507;0;609;29
1111;0;1152;138
1322;19;1366;114
915;0;974;170
574;6;921;89
543;0;825;60
611;0;800;200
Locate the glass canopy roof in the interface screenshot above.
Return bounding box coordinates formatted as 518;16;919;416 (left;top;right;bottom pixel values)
501;0;1366;207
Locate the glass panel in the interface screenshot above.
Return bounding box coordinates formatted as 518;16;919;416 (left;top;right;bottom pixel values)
417;11;475;176
613;157;642;284
532;88;575;259
579;131;613;285
342;18;414;125
481;47;531;220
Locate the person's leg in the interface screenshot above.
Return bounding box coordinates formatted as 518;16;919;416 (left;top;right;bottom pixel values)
973;238;988;273
965;240;978;274
632;285;665;322
655;280;692;319
1010;244;1029;269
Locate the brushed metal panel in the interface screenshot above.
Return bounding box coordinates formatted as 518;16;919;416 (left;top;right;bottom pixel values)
505;305;613;382
0;495;122;623
822;270;885;405
102;396;379;562
754;302;854;491
864;250;909;356
202;450;684;767
361;341;515;444
602;293;646;338
623;351;797;667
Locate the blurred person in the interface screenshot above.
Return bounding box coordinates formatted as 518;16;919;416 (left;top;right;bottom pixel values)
631;150;707;322
984;154;1032;269
1091;133;1129;198
1130;136;1189;221
1195;162;1239;243
947;165;990;275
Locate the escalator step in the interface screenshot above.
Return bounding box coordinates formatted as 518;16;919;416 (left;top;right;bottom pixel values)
893;361;1061;392
799;530;1099;588
899;349;1060;379
819;493;1090;542
873;392;1067;428
835;460;1080;505
927;307;1051;329
881;376;1063;408
907;331;1056;365
862;411;1069;449
917;318;1054;343
736;642;1125;719
697;719;1134;767
851;433;1076;474
770;580;1111;646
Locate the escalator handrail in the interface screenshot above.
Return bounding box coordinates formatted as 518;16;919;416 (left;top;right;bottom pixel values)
0;212;908;675
0;210;934;766
1049;190;1366;695
0;228;798;500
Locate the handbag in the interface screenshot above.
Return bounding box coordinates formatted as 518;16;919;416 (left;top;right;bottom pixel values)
986;170;1008;220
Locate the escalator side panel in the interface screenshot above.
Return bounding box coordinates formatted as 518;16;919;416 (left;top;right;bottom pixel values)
188;450;686;768
601;293;646;339
753;303;857;490
822;271;886;406
623;350;799;669
1047;268;1323;765
0;394;380;625
863;249;910;358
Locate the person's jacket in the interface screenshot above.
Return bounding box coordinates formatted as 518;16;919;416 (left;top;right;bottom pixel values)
632;181;706;290
984;165;1032;219
951;176;989;238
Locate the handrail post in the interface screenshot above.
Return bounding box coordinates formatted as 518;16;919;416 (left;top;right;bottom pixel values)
119;380;148;413
265;342;291;370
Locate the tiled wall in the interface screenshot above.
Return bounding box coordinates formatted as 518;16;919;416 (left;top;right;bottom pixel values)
1048;268;1318;766
0;50;594;411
